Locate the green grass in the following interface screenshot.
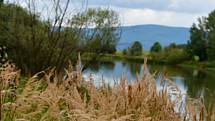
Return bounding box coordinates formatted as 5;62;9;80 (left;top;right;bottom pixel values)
17;77;28;94
81;51;215;72
178;61;215;72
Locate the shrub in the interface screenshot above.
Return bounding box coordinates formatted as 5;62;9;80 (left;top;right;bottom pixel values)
151;48;189;64
165;48;189;64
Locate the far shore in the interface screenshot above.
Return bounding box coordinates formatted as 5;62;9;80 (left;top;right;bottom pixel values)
81;52;215;72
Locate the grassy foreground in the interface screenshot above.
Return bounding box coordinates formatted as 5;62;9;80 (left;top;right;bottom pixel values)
1;57;215;121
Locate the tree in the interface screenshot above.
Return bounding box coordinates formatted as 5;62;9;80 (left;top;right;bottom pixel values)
207;10;215;61
71;8;120;54
168;43;177;49
187;18;208;61
150;42;162;53
0;3;68;74
129;41;142;56
0;2;120;74
71;8;120;71
0;0;3;6
122;49;127;55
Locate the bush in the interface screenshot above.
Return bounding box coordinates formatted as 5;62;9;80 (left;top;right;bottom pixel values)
165;48;189;64
151;48;189;64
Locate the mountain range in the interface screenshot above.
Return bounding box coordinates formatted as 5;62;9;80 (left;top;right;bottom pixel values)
117;24;190;50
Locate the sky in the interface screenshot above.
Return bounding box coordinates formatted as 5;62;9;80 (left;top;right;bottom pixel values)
86;0;215;27
7;0;215;27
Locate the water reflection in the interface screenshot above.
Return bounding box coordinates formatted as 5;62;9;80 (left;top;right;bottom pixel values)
86;61;115;72
124;62;142;76
83;61;215;109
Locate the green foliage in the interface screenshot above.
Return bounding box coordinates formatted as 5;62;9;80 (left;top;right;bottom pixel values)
122;49;127;55
186;18;208;61
150;42;162;53
207;10;215;61
186;9;215;61
0;4;55;74
165;48;189;64
0;3;120;75
77;85;90;103
129;41;143;56
71;8;120;54
166;43;177;49
0;0;3;6
176;44;187;49
194;55;200;62
151;45;189;64
0;45;8;66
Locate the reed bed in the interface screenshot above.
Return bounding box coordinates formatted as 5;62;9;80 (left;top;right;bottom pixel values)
0;62;20;121
1;57;214;121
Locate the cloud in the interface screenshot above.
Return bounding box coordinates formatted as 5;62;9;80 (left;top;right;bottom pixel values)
168;0;215;13
114;7;204;27
85;0;215;27
88;0;215;14
7;0;214;27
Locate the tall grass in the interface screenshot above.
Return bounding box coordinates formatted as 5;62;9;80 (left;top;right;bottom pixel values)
1;57;214;121
0;62;20;121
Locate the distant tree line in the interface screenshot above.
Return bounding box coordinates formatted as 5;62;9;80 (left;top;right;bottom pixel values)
145;8;215;63
122;40;186;63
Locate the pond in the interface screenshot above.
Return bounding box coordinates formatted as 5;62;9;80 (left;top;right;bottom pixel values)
83;61;215;110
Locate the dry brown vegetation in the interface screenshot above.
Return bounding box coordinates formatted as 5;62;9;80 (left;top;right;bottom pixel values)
1;58;215;121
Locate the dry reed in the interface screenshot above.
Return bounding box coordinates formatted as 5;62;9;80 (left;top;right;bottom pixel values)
0;62;20;120
0;58;214;121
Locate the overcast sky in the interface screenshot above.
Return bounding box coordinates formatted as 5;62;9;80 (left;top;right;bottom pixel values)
8;0;215;27
87;0;215;27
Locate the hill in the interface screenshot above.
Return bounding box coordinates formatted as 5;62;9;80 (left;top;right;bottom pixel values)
117;24;190;50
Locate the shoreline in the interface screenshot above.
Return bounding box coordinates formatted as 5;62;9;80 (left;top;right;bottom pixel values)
82;53;215;72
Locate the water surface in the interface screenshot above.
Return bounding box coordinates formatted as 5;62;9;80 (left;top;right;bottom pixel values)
83;61;215;109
